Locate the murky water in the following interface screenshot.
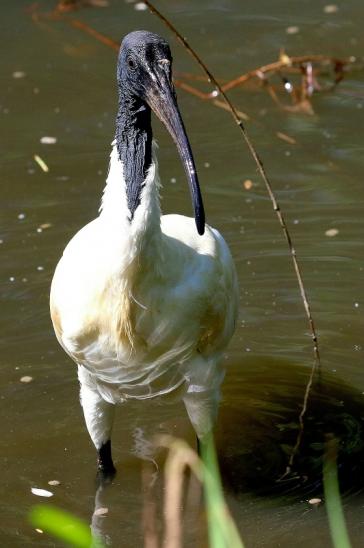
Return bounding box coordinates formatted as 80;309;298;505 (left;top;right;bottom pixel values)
1;0;364;546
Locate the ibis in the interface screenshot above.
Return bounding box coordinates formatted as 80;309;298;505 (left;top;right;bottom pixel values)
50;30;238;477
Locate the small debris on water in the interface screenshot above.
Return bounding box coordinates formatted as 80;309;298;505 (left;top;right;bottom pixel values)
40;136;57;145
170;177;177;184
286;26;300;35
20;376;33;383
308;498;322;506
204;162;210;168
39;223;52;230
35;529;43;534
12;71;26;79
324;4;338;13
279;51;291;65
18;213;26;220
31;487;53;498
48;480;60;486
9;277;15;282
354;302;359;308
325;228;339;237
276;131;296;145
211;90;219;98
134;2;147;10
94;507;109;516
34;155;49;173
243;179;253;190
37;266;44;271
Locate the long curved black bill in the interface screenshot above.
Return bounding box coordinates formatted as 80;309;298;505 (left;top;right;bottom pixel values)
146;75;205;235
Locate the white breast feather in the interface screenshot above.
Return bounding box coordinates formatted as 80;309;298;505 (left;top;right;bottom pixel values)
50;142;238;404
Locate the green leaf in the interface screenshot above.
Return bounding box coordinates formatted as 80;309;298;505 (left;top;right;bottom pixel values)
29;504;104;548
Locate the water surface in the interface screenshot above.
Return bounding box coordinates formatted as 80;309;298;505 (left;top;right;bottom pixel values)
1;0;364;546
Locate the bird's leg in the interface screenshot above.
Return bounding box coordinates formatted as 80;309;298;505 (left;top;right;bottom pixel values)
78;366;116;480
183;388;219;448
97;440;116;481
196;435;201;457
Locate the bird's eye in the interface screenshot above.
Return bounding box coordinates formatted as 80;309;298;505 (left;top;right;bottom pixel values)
128;58;136;69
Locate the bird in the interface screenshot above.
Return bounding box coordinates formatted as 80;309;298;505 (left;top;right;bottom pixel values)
50;30;238;478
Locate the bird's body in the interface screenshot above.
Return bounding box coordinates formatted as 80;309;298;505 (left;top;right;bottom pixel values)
50;31;238;475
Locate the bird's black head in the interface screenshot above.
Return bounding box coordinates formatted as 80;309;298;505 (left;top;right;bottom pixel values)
116;31;205;235
117;31;172;100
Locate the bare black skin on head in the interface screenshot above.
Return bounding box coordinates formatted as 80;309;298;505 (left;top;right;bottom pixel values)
116;30;205;235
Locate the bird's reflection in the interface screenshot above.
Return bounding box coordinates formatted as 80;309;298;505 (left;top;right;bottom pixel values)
91;425;161;545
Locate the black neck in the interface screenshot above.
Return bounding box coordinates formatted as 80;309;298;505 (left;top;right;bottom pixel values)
115;89;153;218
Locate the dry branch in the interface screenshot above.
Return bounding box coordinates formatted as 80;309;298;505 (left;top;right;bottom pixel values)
143;0;321;473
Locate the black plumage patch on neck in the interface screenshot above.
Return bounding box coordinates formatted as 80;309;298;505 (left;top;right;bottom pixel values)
115;89;152;219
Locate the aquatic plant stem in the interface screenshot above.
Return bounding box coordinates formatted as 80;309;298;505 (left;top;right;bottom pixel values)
323;436;352;548
144;0;321;472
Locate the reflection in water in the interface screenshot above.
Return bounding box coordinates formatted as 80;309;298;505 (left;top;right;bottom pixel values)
92;483;112;547
91;426;161;546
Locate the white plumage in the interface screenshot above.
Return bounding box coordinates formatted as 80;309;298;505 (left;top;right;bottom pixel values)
50;30;238;475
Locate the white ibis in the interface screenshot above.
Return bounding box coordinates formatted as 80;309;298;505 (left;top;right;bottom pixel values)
50;30;238;477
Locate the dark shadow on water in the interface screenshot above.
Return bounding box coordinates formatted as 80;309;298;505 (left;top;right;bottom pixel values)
217;357;364;498
82;356;364;545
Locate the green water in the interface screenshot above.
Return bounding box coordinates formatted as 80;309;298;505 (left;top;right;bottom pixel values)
1;0;364;546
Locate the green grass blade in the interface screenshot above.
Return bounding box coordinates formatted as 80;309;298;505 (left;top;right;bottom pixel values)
323;436;352;548
201;434;244;548
29;504;104;548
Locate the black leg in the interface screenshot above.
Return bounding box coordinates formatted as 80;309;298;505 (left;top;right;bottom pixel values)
97;440;116;483
196;435;201;457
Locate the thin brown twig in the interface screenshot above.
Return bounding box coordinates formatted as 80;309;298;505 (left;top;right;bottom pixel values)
144;0;321;471
69;17;119;50
173;55;356;99
221;54;354;93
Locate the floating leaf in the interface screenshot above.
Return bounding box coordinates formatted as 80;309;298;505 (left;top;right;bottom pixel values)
31;488;53;498
276;132;297;145
325;228;339;237
40;136;57;145
34;155;49;173
48;480;61;486
308;498;322;505
20;376;33;383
